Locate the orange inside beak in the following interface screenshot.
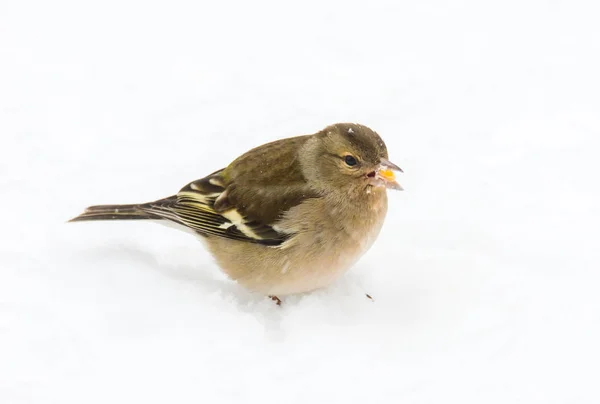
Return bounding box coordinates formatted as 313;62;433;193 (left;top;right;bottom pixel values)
378;168;396;181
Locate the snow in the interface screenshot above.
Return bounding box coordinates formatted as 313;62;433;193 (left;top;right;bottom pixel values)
2;0;600;402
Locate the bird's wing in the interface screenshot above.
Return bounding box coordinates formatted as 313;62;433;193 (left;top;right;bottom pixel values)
140;136;320;246
137;171;284;246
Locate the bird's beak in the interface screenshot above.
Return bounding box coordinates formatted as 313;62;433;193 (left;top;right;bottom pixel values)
377;158;403;190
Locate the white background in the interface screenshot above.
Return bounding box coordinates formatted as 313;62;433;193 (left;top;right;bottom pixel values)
1;0;599;402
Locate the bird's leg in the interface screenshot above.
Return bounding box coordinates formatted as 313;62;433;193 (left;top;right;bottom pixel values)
269;295;282;306
365;293;374;302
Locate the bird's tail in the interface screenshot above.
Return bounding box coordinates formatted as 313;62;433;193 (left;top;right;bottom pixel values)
68;203;163;222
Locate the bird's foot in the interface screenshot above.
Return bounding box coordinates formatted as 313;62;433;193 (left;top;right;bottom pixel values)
269;295;282;306
365;293;374;302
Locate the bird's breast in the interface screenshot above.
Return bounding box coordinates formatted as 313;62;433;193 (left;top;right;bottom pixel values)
267;189;388;294
206;189;389;296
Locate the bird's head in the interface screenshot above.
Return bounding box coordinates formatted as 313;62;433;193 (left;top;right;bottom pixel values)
301;123;403;194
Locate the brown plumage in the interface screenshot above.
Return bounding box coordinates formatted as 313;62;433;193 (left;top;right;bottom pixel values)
70;123;403;299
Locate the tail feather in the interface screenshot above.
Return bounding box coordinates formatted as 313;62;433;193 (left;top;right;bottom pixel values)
68;203;162;222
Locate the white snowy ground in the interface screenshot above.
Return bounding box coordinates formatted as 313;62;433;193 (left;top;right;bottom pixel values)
2;0;600;402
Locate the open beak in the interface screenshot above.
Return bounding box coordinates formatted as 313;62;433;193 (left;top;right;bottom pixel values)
377;158;403;190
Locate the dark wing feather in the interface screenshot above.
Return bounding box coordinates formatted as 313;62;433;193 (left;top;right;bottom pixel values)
220;135;321;224
138;135;320;246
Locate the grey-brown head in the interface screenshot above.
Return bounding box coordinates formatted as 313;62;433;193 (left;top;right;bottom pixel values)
301;123;403;193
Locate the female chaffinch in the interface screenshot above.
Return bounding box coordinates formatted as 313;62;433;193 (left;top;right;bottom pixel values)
70;123;403;302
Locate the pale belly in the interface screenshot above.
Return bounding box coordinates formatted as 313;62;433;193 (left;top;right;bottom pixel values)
206;189;388;296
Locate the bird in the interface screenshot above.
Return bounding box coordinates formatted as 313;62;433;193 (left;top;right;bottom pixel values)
69;123;403;303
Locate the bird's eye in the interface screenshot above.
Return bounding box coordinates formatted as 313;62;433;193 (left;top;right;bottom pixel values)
344;155;358;167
